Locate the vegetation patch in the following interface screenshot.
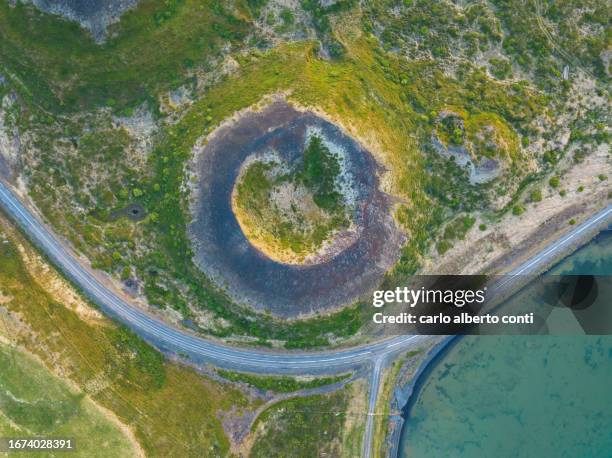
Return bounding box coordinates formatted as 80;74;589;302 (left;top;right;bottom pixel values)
2;2;550;346
0;345;136;457
233;135;352;264
436;214;476;255
0;221;253;457
250;390;350;457
436;109;520;161
0;0;250;112
141;32;541;343
218;369;350;393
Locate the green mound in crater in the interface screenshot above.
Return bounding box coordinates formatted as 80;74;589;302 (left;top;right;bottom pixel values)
233;136;352;264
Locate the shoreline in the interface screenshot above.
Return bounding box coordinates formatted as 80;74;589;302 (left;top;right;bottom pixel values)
385;218;611;458
385;335;455;458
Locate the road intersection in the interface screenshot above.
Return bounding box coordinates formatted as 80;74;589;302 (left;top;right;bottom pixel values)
1;178;610;457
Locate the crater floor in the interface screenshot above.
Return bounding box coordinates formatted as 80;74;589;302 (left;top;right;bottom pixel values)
232;131;356;265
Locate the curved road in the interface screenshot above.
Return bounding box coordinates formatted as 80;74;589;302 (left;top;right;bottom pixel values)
0;179;422;375
0;180;610;375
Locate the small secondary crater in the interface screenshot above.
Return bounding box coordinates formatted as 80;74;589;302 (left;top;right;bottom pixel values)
109;203;146;221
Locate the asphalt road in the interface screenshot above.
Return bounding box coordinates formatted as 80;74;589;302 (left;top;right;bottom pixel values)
363;356;385;458
0;179;424;375
0;179;610;376
492;204;611;290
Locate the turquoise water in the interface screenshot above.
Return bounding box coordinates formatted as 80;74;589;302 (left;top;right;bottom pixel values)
549;229;612;276
399;336;612;457
400;229;612;457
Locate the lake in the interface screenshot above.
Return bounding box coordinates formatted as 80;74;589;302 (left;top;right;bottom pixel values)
399;228;612;457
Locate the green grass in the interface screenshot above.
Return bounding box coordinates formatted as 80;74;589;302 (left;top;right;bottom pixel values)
465;112;520;160
0;345;136;457
437;114;465;146
250;390;349;457
3;3;546;347
300;135;344;212
436;109;521;160
489;57;513;79
135;26;542;342
237;161;276;209
0;220;252;457
0;0;251;112
443;215;476;240
218;369;350;393
529;188;543;202
234;136;349;262
365;0;609;89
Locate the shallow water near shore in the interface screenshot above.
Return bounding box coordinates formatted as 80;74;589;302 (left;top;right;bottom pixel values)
399;229;612;457
189;102;404;317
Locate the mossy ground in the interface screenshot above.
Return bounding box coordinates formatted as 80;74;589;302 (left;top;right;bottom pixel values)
149;24;542;337
436;108;520;161
250;389;350;458
217;369;350;393
0;216;367;456
247;378;367;457
0;0;251;111
0;345;136;458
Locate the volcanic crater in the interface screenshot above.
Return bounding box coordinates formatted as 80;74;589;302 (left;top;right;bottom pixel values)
189;101;404;317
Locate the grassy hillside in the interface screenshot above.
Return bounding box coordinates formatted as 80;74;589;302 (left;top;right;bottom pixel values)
250;392;348;457
0;216;252;457
126;29;542;343
0;345;136;457
0;0;250;111
1;6;543;346
0;214;369;457
233;136;350;264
